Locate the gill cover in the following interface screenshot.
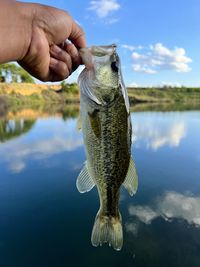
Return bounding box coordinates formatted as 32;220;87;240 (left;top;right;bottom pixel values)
78;44;130;112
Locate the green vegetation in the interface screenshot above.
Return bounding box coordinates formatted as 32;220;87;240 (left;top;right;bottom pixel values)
0;78;200;106
0;63;35;83
128;87;200;104
60;81;79;94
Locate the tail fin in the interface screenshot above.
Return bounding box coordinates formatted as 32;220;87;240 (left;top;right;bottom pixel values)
91;210;123;251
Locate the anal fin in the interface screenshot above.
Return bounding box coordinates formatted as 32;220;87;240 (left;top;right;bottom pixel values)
123;157;138;196
76;162;95;193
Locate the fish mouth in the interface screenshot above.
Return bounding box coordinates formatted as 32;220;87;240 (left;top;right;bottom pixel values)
79;44;117;70
90;44;117;57
79;44;117;57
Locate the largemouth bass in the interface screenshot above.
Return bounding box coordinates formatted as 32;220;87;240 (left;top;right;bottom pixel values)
77;44;138;250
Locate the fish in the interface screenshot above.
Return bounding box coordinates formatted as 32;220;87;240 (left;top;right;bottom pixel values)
76;44;138;251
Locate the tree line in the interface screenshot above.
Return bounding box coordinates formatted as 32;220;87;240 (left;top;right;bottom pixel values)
0;63;34;83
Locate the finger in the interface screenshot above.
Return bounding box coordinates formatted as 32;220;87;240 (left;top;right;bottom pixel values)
49;57;70;81
50;44;72;71
64;42;82;70
68;21;86;49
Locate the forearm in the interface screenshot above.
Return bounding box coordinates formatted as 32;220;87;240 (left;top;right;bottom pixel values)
0;0;33;63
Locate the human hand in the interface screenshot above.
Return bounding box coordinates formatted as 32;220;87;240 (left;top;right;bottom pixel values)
17;2;86;82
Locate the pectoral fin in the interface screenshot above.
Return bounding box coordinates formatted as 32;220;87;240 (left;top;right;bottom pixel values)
76;162;95;193
88;109;101;139
123;157;138;196
76;115;82;131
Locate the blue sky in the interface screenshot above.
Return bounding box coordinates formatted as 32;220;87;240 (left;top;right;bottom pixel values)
23;0;200;87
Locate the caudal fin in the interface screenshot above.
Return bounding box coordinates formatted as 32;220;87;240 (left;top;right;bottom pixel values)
91;210;123;251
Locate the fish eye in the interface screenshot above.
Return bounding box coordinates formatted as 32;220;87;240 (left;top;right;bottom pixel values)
111;61;118;72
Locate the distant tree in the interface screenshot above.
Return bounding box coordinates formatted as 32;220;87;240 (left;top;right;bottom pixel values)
0;76;5;82
60;81;79;94
18;69;35;83
0;119;36;142
0;63;35;83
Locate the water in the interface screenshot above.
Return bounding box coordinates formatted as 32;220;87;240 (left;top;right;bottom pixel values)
0;105;200;267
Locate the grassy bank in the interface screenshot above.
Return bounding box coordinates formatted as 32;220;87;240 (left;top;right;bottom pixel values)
0;83;80;107
1;83;200;107
128;87;200;104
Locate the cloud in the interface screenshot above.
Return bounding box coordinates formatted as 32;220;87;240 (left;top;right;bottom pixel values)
128;191;200;227
160;81;182;88
0;119;83;173
122;44;143;51
125;222;139;236
132;64;157;74
133;117;186;151
129;206;158;224
129;43;192;74
106;18;119;24
9;161;25;173
88;0;120;18
129;82;139;87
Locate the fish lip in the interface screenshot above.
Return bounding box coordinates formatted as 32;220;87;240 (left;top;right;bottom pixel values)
91;44;117;56
79;44;117;70
91;44;117;49
80;44;117;56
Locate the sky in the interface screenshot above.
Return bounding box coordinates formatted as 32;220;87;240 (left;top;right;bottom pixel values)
23;0;200;87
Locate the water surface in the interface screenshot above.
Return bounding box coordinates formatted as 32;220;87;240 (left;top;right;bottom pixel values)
0;105;200;267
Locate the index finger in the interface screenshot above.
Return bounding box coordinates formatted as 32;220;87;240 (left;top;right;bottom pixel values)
68;20;86;49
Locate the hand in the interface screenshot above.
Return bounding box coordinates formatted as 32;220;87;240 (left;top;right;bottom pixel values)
18;3;86;82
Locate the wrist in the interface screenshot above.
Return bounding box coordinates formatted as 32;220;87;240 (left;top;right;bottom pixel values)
15;2;35;61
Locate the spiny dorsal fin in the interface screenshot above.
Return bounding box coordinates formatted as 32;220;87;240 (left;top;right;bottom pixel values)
123;157;138;196
76;162;95;193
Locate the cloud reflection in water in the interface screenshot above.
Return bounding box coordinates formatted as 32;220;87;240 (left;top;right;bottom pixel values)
127;191;200;234
0;118;83;173
132;113;187;150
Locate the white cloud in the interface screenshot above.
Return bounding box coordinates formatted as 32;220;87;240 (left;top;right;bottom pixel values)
132;64;157;74
106;18;119;24
160;81;182;88
88;0;120;18
122;44;143;51
122;44;136;51
129;43;192;74
132;116;186;151
128;191;200;227
129;82;139;87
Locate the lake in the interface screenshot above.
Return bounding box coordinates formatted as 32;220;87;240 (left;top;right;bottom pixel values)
0;104;200;267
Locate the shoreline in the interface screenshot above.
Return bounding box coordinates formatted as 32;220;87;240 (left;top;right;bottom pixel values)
1;83;200;107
